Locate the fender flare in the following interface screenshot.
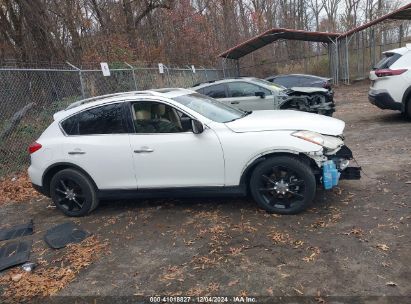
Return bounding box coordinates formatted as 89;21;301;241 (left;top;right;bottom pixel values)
42;162;98;196
239;149;316;186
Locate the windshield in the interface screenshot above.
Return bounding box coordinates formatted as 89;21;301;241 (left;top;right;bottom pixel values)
251;78;286;90
172;93;245;123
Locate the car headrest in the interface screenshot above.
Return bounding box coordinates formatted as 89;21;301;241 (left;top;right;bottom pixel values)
152;104;166;116
135;109;151;120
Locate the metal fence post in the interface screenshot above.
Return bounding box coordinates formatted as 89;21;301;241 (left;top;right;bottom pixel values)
186;65;195;85
66;61;85;98
221;58;226;79
125;62;138;90
201;66;208;81
166;65;171;87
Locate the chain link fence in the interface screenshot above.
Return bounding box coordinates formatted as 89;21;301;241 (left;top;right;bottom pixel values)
0;63;226;177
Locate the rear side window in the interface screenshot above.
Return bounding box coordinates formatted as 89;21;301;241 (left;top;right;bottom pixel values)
201;84;227;98
61;116;78;135
61;103;127;135
374;53;402;70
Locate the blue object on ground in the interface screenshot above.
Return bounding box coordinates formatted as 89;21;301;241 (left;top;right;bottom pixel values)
323;160;341;190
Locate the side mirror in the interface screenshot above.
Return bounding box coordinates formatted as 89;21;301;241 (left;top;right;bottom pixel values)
191;119;204;134
255;91;266;98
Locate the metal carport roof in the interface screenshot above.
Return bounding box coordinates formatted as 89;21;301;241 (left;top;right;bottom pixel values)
342;2;411;37
218;28;340;60
219;3;411;60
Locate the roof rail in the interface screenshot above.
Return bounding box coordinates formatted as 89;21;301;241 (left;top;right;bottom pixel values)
192;76;251;87
66;91;155;110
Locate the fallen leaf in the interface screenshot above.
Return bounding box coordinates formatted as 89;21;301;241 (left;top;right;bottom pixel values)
11;273;23;282
229;247;243;256
207;282;220;292
386;281;397;286
376;244;389;251
228;279;239;287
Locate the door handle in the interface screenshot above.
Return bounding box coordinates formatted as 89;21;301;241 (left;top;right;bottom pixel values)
231;101;240;104
134;147;154;153
68;151;86;155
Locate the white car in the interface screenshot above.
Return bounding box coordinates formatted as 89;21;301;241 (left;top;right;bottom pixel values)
191;77;335;116
369;44;411;119
28;89;360;217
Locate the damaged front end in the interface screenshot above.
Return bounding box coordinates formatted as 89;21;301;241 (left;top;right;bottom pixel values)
295;131;361;190
280;89;335;116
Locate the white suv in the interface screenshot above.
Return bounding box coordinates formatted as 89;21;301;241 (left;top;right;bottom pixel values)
369;44;411;119
28;89;360;217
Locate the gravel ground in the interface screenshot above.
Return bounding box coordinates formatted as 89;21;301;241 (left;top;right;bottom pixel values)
0;81;410;303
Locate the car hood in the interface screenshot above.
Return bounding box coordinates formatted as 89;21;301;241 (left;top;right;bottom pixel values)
225;110;345;136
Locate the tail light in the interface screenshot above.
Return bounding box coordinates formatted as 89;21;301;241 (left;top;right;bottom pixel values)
375;69;408;77
29;142;42;154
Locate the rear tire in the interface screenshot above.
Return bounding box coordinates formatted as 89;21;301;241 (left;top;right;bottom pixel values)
50;169;99;217
405;98;411;120
249;156;316;215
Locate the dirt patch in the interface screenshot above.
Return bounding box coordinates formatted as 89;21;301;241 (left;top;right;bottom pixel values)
0;81;409;301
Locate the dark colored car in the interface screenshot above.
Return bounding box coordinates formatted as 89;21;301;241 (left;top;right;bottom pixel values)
266;74;333;92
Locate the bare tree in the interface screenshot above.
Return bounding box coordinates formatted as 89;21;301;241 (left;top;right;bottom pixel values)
322;0;342;31
308;0;324;31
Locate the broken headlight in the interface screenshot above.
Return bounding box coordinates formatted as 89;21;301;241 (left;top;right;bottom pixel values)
291;131;343;150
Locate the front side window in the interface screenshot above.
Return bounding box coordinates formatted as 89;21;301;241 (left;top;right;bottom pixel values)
131;101;191;133
201;84;227;98
61;103;127;135
227;82;271;97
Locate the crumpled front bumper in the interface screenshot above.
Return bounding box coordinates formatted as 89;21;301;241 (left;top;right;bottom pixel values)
310;145;361;190
326;145;361;182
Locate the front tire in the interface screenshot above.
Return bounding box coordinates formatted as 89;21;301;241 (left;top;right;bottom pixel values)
50;169;99;217
249;156;316;214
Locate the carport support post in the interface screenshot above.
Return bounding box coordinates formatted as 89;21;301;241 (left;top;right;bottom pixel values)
399;24;403;47
328;38;339;86
125;62;138;90
328;43;333;81
357;32;361;80
370;28;376;69
66;61;85;99
345;35;353;85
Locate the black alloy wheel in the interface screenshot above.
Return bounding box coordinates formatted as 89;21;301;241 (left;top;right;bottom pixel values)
250;156;316;214
50;169;99;217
